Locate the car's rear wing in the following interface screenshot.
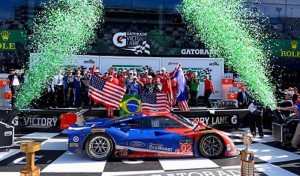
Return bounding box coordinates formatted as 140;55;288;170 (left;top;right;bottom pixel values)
75;109;89;126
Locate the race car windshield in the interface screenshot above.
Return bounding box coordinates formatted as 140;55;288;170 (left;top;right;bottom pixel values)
172;114;194;127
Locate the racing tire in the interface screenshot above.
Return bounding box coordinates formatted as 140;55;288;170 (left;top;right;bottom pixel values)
198;134;225;158
85;133;114;161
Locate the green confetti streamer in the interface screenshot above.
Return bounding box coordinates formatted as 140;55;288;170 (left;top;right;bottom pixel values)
180;0;276;109
15;0;103;109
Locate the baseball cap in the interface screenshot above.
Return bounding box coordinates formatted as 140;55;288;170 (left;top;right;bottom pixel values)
132;76;137;79
148;75;152;79
161;67;166;71
129;71;133;74
94;69;100;73
10;68;15;71
284;91;293;97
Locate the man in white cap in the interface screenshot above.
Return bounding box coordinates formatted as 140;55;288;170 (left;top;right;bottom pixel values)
144;75;155;93
94;69;101;77
125;70;133;85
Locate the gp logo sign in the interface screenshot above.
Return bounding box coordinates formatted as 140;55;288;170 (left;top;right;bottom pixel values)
112;32;150;55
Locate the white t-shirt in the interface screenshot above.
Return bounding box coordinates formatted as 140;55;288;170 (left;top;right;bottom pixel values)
12;75;20;86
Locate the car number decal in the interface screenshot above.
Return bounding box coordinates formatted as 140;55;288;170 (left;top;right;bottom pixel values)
179;143;193;152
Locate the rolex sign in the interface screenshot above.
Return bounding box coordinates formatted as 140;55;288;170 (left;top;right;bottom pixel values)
0;30;26;51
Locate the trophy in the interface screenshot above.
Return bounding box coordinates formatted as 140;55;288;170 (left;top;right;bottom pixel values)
20;141;41;176
242;131;254;151
240;131;255;176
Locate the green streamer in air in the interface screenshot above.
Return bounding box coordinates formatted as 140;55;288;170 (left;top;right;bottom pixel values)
180;0;276;109
16;0;103;109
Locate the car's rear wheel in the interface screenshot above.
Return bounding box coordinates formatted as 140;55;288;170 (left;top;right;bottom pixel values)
198;134;224;158
85;133;114;161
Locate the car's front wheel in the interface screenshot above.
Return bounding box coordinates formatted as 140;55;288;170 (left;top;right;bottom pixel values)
198;134;224;158
85;133;114;161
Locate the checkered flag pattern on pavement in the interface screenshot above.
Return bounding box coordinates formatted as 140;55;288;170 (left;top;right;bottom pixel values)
123;41;150;55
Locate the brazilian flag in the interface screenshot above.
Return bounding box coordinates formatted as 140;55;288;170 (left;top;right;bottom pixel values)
119;95;141;116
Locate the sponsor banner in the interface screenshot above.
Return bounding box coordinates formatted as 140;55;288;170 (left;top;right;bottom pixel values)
180;48;210;55
189;115;239;126
112;65;143;72
163;58;224;99
113;32;150;55
75;55;100;70
30;54;100;71
0;30;26;51
130;168;240;176
100;56;161;74
267;39;300;58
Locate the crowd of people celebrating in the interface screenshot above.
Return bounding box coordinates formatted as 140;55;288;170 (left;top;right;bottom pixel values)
8;65;205;109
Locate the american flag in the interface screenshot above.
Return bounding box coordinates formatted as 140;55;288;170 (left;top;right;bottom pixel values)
141;92;170;112
177;100;190;111
88;76;126;108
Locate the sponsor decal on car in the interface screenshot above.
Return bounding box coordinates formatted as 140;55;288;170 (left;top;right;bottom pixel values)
118;117;133;123
69;143;79;148
91;129;105;133
72;136;79;142
149;143;172;152
130;141;146;148
200;130;214;134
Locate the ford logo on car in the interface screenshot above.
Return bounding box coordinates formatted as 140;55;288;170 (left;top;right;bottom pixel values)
130;141;146;148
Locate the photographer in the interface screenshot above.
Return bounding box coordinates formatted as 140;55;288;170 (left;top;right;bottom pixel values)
248;99;264;138
7;68;20;107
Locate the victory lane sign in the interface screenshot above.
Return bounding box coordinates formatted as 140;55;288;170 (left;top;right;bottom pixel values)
17;115;59;127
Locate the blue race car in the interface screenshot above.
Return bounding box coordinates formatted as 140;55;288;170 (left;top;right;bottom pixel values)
62;111;238;160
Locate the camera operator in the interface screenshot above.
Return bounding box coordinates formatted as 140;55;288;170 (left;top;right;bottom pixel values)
277;103;299;150
278;91;294;117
